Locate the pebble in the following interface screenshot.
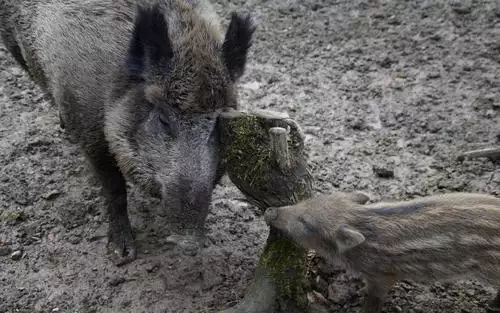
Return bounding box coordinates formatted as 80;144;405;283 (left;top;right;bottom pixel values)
427;71;441;79
67;235;81;245
373;165;395;178
41;189;61;200
379;55;394;68
108;276;126;287
449;0;472;14
11;250;23;260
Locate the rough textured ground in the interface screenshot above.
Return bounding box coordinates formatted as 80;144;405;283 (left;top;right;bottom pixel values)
1;0;500;312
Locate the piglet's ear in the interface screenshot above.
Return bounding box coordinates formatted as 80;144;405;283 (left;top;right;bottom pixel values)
222;12;256;81
127;4;174;81
335;224;365;253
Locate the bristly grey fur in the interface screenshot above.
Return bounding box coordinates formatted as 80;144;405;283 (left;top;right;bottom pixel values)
0;0;255;265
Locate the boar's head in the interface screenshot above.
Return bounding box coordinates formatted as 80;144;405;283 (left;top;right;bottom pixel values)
105;4;255;233
264;192;369;258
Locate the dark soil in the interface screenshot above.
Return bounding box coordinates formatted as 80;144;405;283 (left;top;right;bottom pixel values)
1;0;499;312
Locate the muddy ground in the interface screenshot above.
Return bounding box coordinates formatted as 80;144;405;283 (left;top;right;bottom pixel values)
1;0;500;312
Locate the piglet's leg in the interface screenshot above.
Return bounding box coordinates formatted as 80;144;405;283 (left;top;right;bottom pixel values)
362;279;393;313
486;290;500;313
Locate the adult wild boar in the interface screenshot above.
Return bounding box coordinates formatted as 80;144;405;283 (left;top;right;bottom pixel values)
265;191;500;313
0;0;255;265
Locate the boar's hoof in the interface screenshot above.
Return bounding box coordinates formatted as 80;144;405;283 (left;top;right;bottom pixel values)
165;234;203;256
107;228;137;266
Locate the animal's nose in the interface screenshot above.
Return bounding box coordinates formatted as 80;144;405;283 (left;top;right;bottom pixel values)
264;207;278;225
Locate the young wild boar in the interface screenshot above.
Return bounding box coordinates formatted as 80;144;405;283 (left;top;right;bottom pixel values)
264;191;500;313
0;0;255;265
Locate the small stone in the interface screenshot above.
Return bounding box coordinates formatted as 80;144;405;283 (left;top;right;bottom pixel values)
108;276;126;287
387;15;401;25
312;290;328;304
11;250;23;260
146;262;161;273
52;308;60;312
449;0;472;14
41;190;61;200
323;139;332;145
427;71;441;79
67;235;81;245
429;33;441;41
373;165;394;178
379;55;394;68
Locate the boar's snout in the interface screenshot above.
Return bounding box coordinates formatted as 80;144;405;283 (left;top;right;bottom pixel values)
264;207;279;225
152;114;223;231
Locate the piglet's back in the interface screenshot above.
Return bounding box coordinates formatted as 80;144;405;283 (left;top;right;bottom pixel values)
347;193;500;285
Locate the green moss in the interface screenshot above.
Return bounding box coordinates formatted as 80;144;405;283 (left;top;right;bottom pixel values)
259;234;308;309
1;210;25;224
220;112;311;311
222;115;273;189
221;114;307;194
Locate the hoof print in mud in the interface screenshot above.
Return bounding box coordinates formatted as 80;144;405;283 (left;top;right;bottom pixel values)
165;234;203;257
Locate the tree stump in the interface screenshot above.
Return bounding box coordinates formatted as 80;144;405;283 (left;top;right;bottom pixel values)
217;109;314;313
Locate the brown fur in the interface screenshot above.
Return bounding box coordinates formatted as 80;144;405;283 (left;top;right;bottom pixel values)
265;192;500;313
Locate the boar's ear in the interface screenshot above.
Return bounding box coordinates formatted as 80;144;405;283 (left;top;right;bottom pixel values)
222;12;256;81
127;5;174;81
347;192;370;205
334;224;365;253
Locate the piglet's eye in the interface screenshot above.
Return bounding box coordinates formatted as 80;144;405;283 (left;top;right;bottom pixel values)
159;114;169;127
298;216;315;234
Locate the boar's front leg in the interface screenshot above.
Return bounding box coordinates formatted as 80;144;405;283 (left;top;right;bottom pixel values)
86;146;136;266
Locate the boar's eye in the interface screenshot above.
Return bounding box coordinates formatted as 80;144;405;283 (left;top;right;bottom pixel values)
157;110;175;137
298;216;315;235
159;113;169;127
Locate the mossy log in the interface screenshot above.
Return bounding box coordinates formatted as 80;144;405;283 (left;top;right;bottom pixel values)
218;109;314;313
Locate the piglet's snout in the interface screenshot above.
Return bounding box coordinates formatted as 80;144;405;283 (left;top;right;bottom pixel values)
264;207;279;225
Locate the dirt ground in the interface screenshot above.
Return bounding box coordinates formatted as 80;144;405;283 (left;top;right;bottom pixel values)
1;0;500;312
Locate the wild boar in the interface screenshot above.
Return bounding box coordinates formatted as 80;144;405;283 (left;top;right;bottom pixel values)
264;191;500;313
0;0;255;265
